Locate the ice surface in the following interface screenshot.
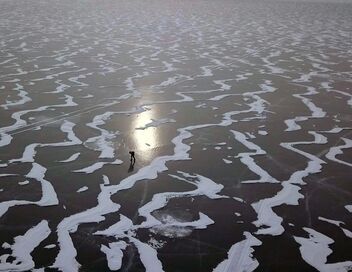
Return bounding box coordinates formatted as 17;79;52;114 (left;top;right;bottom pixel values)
325;138;352;167
136;118;176;130
232;130;278;184
319;217;352;239
0;83;31;109
10;121;81;163
294;227;352;272
345;205;352;213
213;232;262;272
0;133;12;148
252;132;327;235
101;241;127;271
258;130;268;136
0;220;50;271
284;86;325;131
73;159;123;174
58;152;80;163
76;186;88;193
129;237;164;272
223;158;232;164
0;163;58;217
44;244;56;249
0;0;351;270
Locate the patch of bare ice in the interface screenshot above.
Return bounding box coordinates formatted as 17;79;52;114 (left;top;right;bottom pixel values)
101;241;127;271
73;159;123;174
0;220;50;271
294;227;352;272
77;186;88;193
213;232;262;272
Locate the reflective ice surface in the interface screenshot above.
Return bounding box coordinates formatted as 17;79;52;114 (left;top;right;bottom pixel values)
0;0;352;271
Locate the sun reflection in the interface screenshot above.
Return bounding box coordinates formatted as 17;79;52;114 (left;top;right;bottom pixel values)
133;109;158;153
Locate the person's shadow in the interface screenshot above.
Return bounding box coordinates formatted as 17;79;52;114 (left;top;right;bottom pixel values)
128;158;135;173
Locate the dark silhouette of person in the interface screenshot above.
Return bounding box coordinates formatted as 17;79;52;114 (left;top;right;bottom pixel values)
128;161;135;173
128;151;136;173
129;151;136;163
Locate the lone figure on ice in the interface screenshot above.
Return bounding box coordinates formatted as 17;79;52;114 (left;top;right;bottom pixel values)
129;151;136;163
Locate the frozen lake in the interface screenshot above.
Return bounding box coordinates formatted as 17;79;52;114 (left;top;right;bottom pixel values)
0;0;352;271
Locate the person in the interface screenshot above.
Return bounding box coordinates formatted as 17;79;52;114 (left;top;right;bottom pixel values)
128;151;136;173
129;151;136;163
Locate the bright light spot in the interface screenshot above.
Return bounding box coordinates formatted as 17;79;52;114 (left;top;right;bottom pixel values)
133;109;158;152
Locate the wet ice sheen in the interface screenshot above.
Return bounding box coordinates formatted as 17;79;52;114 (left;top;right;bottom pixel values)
0;0;352;271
